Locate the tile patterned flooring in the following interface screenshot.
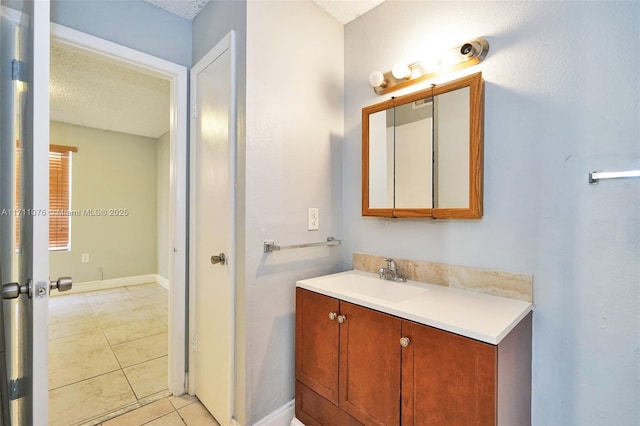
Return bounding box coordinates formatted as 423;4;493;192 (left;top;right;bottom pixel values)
49;283;219;426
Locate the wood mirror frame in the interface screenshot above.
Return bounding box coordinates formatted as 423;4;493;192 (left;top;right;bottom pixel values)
362;72;484;219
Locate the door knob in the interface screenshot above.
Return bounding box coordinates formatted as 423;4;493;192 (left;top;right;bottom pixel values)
2;280;31;299
400;337;411;347
328;312;337;321
50;277;72;293
211;253;226;265
2;277;71;299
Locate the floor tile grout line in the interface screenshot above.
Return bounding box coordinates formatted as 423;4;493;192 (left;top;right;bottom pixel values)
49;310;123;391
48;327;103;341
101;394;177;426
107;334;127;371
108;332;169;351
48;327;99;337
49;284;171;425
105;317;141;405
139;407;185;426
117;353;169;371
97;311;167;329
75;398;147;426
48;367;123;392
169;396;199;411
52;284;170;424
95;395;201;426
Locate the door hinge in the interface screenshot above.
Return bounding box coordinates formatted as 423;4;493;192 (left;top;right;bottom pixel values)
192;103;197;118
191;336;196;353
11;59;28;83
9;377;25;401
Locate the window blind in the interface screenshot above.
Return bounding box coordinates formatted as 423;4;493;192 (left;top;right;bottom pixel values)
49;145;76;250
15;143;77;251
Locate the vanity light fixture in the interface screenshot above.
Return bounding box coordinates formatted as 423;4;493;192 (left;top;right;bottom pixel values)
368;70;386;89
369;37;489;95
391;62;412;80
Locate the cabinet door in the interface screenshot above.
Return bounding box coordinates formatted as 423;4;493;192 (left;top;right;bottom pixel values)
401;320;497;426
339;301;401;425
296;288;340;404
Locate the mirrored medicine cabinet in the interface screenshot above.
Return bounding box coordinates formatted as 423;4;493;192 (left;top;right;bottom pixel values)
362;72;484;219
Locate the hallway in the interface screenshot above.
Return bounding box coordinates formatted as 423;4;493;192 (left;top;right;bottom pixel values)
47;283;216;425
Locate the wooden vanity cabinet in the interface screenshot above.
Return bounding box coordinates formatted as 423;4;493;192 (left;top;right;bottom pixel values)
295;288;340;405
295;287;532;426
296;288;399;425
401;321;496;425
338;301;401;425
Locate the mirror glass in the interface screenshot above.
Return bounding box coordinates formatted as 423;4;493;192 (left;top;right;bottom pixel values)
362;72;483;218
434;87;469;208
367;100;433;209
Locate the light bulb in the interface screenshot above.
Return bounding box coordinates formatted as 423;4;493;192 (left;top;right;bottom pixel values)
391;62;411;80
439;48;462;69
368;71;385;88
420;55;440;73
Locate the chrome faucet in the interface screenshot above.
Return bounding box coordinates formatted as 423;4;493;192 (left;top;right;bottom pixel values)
378;258;406;282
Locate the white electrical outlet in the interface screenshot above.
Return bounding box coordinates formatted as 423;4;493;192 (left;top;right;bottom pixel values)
81;253;90;263
308;208;319;231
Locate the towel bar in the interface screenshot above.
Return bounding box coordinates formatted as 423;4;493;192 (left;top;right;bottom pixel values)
589;170;640;184
264;237;341;253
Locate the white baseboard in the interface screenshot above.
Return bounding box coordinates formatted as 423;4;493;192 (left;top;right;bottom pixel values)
50;274;160;296
156;274;169;290
290;418;304;426
253;399;295;426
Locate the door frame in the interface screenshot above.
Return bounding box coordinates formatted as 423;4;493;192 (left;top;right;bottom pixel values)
188;30;237;418
50;23;189;395
32;2;51;423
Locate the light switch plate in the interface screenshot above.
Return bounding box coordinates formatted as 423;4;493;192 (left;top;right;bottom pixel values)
81;253;90;263
308;208;319;231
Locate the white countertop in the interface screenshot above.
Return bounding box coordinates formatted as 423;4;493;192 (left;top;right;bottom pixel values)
296;270;533;345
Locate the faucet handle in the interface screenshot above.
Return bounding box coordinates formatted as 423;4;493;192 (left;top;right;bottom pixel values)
383;257;395;268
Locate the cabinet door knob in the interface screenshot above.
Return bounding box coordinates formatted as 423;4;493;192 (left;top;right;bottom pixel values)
328;312;337;321
400;337;411;347
337;315;346;324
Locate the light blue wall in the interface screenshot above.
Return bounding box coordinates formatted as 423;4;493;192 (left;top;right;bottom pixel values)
344;1;639;425
243;2;343;423
51;0;191;67
192;0;246;65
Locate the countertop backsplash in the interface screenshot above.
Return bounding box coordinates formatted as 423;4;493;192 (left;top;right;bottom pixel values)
353;252;533;303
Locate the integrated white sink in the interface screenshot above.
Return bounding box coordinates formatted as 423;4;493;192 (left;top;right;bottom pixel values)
296;270;534;345
313;271;428;303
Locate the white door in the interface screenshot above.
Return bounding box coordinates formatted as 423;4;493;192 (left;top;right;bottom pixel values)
0;0;54;424
189;31;236;425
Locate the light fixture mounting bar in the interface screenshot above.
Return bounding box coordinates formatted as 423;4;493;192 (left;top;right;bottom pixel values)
371;38;489;95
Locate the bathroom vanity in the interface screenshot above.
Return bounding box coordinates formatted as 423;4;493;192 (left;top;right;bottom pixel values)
294;270;532;426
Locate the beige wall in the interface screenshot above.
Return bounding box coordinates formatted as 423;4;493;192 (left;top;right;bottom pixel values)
49;121;158;284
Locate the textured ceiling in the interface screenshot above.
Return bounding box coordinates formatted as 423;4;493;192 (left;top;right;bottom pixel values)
50;41;170;139
143;0;383;24
144;0;211;21
311;0;384;24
